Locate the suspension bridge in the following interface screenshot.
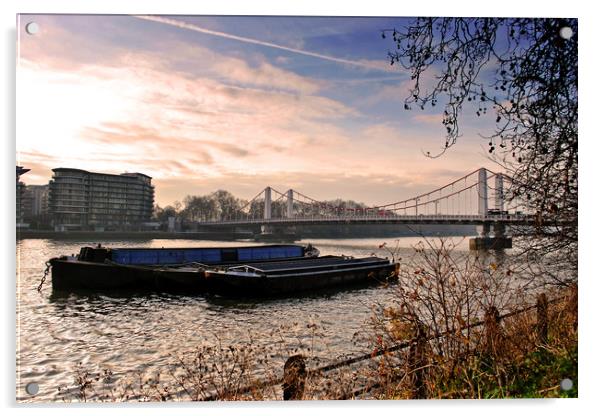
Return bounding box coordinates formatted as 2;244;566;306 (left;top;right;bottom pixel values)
196;168;533;247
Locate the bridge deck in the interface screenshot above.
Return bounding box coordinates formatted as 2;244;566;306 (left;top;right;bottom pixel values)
195;214;536;227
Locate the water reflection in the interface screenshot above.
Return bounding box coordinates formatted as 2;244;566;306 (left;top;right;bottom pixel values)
16;237;470;402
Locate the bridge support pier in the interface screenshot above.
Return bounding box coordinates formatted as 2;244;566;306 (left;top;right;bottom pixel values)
493;223;506;238
476;223;491;238
470;222;512;250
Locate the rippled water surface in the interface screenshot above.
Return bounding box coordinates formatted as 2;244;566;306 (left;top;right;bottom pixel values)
16;236;471;402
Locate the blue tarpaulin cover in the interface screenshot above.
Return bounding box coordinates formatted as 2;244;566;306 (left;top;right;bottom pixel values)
110;245;304;265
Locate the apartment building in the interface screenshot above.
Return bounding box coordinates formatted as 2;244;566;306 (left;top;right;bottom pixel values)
48;168;154;230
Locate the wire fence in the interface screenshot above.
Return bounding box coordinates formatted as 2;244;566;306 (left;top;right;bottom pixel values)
200;287;576;401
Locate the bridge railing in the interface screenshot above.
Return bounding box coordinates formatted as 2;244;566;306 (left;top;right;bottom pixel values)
195;213;533;225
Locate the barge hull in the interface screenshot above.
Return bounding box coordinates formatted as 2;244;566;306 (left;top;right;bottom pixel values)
205;263;397;297
50;259;206;292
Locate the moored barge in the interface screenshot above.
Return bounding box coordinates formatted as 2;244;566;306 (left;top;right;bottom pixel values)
49;244;317;292
47;244;398;297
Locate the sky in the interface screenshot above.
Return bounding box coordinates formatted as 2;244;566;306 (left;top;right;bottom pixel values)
16;14;500;207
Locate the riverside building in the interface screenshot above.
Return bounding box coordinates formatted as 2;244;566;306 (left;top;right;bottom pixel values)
23;184;49;217
16;166;30;228
48;168;154;231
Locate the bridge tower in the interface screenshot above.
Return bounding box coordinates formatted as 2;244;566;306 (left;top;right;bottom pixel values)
264;187;272;220
478;167;488;216
257;186;299;241
495;173;504;212
493;173;506;238
469;169;512;250
476;168;490;237
261;187;272;235
286;189;294;218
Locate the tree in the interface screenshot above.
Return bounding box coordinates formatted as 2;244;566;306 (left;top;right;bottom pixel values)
182;195;218;222
247;198;265;219
153;204;180;230
212;190;245;221
385;18;577;282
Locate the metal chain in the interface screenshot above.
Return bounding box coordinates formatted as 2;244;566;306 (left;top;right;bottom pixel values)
37;261;52;292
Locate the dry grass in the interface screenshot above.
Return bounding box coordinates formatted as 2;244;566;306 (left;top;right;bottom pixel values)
365;239;578;399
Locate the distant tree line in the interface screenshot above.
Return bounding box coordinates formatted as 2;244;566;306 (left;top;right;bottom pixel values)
153;190;370;225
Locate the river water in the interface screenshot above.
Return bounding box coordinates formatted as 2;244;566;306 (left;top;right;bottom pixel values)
16;236;474;402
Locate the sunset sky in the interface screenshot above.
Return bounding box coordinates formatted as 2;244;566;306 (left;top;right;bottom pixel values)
17;14;499;207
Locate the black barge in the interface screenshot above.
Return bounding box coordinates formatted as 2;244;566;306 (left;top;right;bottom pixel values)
48;244;398;296
50;244;317;292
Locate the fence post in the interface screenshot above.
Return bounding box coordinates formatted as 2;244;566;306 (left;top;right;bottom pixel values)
484;306;501;356
283;355;306;400
409;322;427;399
536;293;549;345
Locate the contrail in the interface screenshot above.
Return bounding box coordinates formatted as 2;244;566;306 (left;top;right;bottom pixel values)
133;15;389;72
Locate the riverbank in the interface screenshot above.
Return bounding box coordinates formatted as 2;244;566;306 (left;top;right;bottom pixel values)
52;285;577;401
16;230;254;241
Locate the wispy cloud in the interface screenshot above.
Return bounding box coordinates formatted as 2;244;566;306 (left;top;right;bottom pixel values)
413;113;444;124
134;15;390;72
328;75;406;86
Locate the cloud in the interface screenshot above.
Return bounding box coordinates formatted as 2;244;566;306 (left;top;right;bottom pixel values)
18;16;125;72
134;15;391;72
147;41;324;95
83;122;250;159
19;16;325;96
356;59;401;73
211;56;323;95
17;48;359;186
357;78;408;108
413;113;444;124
